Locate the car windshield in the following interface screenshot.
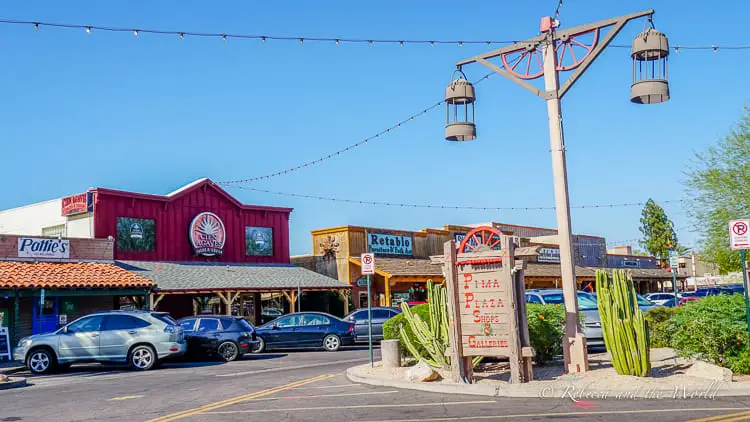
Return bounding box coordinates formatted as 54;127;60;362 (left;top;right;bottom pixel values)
538;293;598;311
636;294;653;307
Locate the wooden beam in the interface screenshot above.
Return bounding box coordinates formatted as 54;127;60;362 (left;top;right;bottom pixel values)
152;294;165;310
384;276;392;308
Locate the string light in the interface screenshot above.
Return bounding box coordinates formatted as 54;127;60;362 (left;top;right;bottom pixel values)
133;29;139;37
228;185;685;212
221;34;227;42
3;19;749;51
85;26;92;35
179;32;184;40
218;71;495;185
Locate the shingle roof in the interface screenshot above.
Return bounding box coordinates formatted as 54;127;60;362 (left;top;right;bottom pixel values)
350;257;444;277
524;263;682;280
0;262;154;289
117;261;349;292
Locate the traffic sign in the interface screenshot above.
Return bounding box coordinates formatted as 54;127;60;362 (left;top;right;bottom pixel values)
730;220;750;250
668;248;679;269
361;253;375;275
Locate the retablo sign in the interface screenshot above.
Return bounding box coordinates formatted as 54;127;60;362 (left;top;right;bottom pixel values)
361;253;375;275
729;219;750;250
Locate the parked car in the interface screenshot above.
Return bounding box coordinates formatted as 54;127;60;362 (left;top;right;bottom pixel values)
645;292;678;306
526;289;604;347
678;296;700;307
251;312;354;353
694;287;728;297
343;307;401;342
178;315;258;362
14;310;186;374
720;285;746;295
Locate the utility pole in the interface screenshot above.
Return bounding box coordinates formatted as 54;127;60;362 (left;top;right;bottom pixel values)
447;9;667;374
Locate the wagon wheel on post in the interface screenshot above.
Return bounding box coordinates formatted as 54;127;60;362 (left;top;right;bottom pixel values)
457;226;503;254
500;28;599;79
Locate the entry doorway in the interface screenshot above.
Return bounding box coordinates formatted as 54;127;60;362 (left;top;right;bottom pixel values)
32;297;59;334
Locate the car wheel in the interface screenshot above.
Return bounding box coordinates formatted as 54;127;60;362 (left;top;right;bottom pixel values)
27;349;55;374
217;341;240;362
250;337;265;354
128;345;156;371
323;334;341;352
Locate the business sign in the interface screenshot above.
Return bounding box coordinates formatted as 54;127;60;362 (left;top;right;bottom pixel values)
622;259;641;268
356;277;369;287
367;233;412;256
117;217;155;252
61;192;93;216
0;327;10;360
58;314;68;325
190;212;226;256
730;220;750;250
18;237;70;259
454;232;467;244
537;248;560;264
245;227;273;256
457;256;512;356
361;253;375;275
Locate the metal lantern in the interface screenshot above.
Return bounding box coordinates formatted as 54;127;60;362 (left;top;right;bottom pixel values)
630;27;670;104
445;71;476;141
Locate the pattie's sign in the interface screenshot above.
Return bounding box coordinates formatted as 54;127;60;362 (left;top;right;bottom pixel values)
18;238;70;259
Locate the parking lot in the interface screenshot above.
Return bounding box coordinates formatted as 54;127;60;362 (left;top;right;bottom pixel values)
3;345;750;421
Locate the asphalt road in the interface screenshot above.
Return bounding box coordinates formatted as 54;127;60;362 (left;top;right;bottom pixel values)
2;346;750;422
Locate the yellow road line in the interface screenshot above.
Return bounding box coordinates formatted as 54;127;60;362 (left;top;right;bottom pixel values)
145;373;334;422
339;407;750;422
243;390;398;402
109;395;144;401
204;400;497;414
689;410;750;422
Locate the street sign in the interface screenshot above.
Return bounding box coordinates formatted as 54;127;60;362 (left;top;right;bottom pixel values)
668;248;679;269
356;277;369;287
361;253;375;275
730;220;750;250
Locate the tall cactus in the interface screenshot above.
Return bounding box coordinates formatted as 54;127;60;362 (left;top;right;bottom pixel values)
596;269;651;377
399;280;481;369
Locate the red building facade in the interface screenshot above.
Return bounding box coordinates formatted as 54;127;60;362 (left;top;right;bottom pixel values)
90;179;292;263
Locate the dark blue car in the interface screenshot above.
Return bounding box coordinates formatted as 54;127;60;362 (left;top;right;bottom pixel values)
250;312;355;353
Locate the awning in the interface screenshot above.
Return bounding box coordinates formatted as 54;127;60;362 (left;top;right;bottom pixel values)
0;261;154;289
117;261;350;293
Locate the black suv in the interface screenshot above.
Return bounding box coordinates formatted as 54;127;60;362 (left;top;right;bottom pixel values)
178;316;258;362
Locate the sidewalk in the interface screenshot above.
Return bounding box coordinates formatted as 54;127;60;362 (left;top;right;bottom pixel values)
0;360;24;375
347;349;750;399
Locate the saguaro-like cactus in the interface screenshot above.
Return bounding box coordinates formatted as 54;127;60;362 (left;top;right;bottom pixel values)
399;280;450;368
596;269;651;377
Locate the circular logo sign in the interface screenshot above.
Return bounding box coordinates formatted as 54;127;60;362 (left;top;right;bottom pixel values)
129;223;144;240
189;212;226;256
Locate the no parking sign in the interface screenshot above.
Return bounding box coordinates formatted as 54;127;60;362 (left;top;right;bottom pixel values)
730;220;750;250
361;253;375;275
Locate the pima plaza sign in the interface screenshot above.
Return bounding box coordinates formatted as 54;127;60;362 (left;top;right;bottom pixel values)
367;233;413;256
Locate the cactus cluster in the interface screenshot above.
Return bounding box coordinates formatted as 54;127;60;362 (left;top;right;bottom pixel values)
596;269;651;377
399;279;482;369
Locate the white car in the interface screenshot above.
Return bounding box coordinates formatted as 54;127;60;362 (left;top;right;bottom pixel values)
644;292;676;306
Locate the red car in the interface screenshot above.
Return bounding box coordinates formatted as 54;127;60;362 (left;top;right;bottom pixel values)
678;296;699;307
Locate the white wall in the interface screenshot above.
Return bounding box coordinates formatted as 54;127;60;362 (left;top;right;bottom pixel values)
0;199;93;238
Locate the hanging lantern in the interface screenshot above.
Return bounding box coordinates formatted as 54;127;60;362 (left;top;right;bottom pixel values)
630;25;670;104
445;70;476;141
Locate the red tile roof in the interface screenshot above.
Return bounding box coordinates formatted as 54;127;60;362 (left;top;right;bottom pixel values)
0;262;154;289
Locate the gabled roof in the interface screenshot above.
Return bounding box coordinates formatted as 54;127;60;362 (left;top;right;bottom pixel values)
91;178;292;213
117;261;349;292
0;262;154;289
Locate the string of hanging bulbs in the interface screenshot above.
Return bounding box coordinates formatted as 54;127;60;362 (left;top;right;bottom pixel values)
3;18;749;52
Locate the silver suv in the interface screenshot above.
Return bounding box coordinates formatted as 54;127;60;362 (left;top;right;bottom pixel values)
14;310;186;374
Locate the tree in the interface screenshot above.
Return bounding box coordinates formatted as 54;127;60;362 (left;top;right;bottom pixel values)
685;106;750;273
639;198;679;260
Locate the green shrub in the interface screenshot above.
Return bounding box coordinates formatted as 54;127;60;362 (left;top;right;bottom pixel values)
645;306;678;348
383;304;430;358
525;303;565;365
667;294;748;367
726;347;750;374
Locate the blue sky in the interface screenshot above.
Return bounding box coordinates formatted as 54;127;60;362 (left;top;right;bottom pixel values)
1;1;748;255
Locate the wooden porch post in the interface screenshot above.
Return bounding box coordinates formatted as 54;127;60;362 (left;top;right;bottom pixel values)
217;292;241;316
384;276;392;307
339;290;349;315
282;291;297;313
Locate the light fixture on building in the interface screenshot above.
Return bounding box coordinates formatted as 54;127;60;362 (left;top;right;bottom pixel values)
444;69;476;141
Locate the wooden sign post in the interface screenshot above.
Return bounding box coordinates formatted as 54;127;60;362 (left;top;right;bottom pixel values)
444;226;534;384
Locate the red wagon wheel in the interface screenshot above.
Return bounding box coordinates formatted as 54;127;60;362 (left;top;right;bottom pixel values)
500;29;599;80
458;226;503;254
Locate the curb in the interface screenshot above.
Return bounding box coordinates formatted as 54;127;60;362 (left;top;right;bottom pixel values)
0;377;27;390
346;363;750;399
0;367;25;376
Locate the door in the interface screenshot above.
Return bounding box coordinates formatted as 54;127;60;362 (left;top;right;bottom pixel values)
294;314;331;346
99;315;152;361
195;318;222;353
58;315;104;361
266;315;301;348
32;297;59;335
